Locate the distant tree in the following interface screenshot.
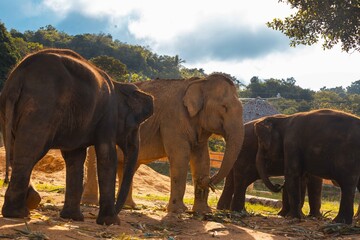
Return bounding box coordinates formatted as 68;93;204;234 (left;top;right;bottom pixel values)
312;90;347;110
347;80;360;94
0;22;20;89
180;67;206;79
267;0;360;52
12;37;43;58
90;55;128;82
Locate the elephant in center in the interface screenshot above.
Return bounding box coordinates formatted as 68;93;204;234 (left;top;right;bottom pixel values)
83;74;245;213
254;109;360;224
217;117;323;217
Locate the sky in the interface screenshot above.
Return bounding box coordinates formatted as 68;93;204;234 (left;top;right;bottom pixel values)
0;0;359;91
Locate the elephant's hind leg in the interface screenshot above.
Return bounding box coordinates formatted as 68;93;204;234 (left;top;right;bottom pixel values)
1;133;47;218
333;179;357;224
60;148;87;221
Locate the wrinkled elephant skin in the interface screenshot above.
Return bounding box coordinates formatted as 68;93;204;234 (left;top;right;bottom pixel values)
217;118;323;218
254;109;360;224
83;74;245;213
0;49;153;225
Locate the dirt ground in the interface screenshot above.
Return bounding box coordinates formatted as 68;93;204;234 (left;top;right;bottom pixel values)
1;148;359;239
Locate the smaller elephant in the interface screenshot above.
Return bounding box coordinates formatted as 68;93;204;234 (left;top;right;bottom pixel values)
217;117;323;217
255;109;360;224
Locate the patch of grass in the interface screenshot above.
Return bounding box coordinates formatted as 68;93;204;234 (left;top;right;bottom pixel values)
35;183;64;193
245;202;280;216
135;194;169;202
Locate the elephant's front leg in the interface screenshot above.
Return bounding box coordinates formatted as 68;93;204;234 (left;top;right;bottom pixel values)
284;174;302;219
190;145;212;213
217;169;234;210
166;150;191;213
95;143;120;225
60;149;87;221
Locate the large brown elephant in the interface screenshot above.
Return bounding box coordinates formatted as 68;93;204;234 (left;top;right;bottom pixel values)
0;49;153;225
254;109;360;224
82;74;245;213
217;117;323;217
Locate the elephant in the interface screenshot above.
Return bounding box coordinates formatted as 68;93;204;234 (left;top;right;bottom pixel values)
0;48;153;225
254;109;360;224
217;117;323;217
82;74;245;213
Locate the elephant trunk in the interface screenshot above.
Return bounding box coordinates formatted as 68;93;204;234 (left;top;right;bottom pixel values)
255;148;282;192
115;129;139;214
210;130;244;186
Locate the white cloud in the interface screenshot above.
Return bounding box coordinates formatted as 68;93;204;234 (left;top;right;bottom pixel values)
34;0;360;90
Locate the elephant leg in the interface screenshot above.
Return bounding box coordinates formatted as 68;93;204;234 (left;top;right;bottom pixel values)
95;143;120;225
2;134;46;218
217;169;234;210
26;184;41;210
82;146;99;205
60;148;86;221
284;174;302;219
333;179;356;224
307;175;322;217
231;174;255;213
166;151;190;213
2;159;33;218
190;145;212;213
278;178;306;217
278;181;290;217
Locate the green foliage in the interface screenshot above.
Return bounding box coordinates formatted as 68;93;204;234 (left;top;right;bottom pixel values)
267;0;360;52
0;22;20;89
90;55;128;82
347;80;360;94
208;135;225;152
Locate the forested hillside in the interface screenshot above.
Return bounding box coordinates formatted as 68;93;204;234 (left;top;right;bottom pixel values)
1;22;360;116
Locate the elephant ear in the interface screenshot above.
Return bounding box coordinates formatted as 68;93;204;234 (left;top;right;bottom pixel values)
126;89;154;128
254;119;273;150
183;80;204;117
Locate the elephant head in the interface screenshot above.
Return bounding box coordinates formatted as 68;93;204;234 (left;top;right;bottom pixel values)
183;74;244;186
114;82;154;212
254;116;285;192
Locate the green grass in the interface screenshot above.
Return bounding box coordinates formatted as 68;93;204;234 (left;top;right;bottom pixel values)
34;183;64;192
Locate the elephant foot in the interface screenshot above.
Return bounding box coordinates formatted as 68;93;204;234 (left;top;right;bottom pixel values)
96;214;120;226
81;194;99;205
2;205;29;218
167;201;188;213
333;214;352;224
277;208;290;217
308;211;322;218
26;186;41;210
216;198;231;210
123;198;137;209
60;208;84;221
192;202;212;214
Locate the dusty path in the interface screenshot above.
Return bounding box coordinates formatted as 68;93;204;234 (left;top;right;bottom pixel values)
0;148;359;239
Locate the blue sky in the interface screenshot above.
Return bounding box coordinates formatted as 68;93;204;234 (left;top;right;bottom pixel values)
1;0;359;91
